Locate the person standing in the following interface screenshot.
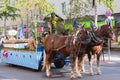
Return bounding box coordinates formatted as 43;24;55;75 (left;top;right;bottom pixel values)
0;37;4;49
105;16;113;25
73;20;79;28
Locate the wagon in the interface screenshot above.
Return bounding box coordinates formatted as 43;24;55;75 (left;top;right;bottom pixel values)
0;45;69;71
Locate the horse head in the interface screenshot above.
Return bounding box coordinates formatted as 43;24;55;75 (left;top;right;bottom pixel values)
75;24;90;44
99;24;115;40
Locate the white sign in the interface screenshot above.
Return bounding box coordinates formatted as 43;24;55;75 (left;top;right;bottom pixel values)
7;29;18;36
108;16;114;20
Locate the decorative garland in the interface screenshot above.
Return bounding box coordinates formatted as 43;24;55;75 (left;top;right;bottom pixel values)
50;13;58;33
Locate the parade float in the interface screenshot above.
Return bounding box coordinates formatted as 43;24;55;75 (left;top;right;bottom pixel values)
1;21;68;71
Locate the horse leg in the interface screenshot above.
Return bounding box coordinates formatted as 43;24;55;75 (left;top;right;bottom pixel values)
76;57;82;78
96;53;101;75
70;56;76;80
45;53;51;77
88;53;94;76
42;50;46;71
80;54;86;73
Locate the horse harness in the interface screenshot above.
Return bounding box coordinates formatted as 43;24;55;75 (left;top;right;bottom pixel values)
51;35;71;51
51;33;82;52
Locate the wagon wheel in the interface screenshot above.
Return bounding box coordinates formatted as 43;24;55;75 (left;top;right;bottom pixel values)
54;59;65;68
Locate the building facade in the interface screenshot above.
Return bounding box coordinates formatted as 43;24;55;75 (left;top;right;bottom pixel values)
49;0;120;15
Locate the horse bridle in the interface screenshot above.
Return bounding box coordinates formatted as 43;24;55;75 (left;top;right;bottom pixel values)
108;26;113;33
105;26;113;36
73;28;88;44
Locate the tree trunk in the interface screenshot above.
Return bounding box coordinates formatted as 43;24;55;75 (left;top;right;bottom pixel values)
4;17;7;36
94;0;98;27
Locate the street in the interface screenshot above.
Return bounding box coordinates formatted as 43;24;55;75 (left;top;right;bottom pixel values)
0;50;120;80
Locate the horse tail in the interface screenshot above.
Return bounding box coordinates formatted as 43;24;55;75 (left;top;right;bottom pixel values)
41;50;46;71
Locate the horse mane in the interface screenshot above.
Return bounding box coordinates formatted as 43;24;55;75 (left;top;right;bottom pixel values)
95;24;106;36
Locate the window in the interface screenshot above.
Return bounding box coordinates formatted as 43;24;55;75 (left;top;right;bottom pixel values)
61;2;66;14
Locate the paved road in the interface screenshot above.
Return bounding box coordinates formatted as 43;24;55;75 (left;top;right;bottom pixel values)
0;50;120;80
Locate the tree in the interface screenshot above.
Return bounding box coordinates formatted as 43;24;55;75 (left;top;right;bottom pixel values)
98;0;114;11
67;0;92;20
14;0;55;34
0;0;20;36
13;0;55;45
14;0;55;21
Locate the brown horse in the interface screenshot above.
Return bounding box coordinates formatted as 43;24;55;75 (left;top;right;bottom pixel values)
42;26;89;79
81;24;114;76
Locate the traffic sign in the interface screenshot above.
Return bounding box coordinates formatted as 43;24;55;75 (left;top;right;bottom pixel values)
105;10;112;17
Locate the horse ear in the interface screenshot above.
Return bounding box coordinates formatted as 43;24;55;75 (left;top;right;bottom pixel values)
82;24;86;28
87;30;90;34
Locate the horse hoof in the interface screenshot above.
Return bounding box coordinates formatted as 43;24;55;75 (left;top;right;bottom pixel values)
76;73;82;78
90;73;94;76
97;72;101;75
70;77;74;80
70;75;75;80
77;75;82;78
46;74;51;77
81;70;86;73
